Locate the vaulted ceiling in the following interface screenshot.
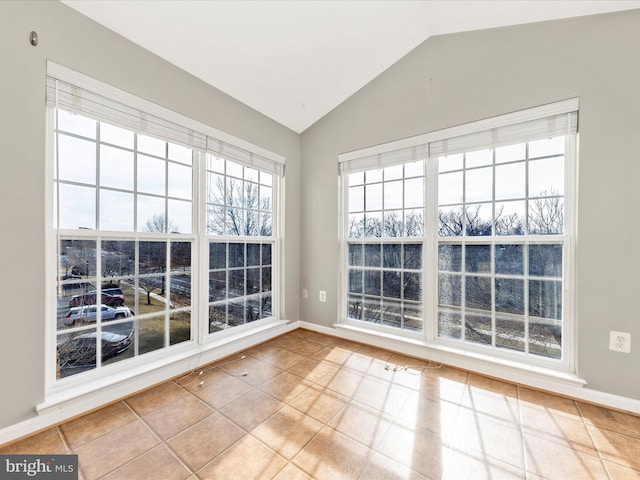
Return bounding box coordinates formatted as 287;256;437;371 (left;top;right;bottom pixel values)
62;1;640;133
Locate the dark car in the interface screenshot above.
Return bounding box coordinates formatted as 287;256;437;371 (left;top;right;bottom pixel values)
69;288;125;308
57;331;132;368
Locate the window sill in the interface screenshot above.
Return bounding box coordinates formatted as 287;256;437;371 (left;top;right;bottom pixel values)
37;319;291;416
333;322;586;391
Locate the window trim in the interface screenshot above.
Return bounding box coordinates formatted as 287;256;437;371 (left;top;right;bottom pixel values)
338;99;578;373
45;62;286;396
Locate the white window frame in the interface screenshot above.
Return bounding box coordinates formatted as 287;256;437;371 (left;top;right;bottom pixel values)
45;61;285;395
339;99;578;372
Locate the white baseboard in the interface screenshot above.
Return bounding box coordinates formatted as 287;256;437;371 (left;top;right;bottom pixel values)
298;321;640;415
0;320;298;447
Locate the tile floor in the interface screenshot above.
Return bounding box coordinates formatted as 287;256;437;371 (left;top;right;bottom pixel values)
2;329;640;479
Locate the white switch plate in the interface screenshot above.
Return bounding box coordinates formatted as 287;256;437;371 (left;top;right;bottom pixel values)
319;290;327;302
609;331;631;353
302;289;308;299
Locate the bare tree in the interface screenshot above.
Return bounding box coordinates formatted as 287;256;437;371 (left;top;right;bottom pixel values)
208;177;272;236
143;213;180;234
529;190;563;234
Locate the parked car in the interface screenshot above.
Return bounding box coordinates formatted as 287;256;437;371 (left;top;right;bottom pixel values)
57;331;132;367
69;288;125;308
64;304;131;325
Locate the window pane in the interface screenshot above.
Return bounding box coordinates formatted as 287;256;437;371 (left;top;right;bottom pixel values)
528;137;564;158
168;143;192;164
495;162;525;201
100;190;134;231
438;172;462;205
169;310;191;345
209;303;228;333
439;244;461;272
465;204;492;236
138;155;165;195
348;269;363;294
404;244;422;270
403;272;422;301
438;154;463;173
261;244;272;266
404;303;423;331
364;244;381;267
381;299;402;328
438;308;462;340
495;143;525;163
495;201;525;236
209;271;227;301
137;135;166;157
261;267;272;292
384;180;403;210
404;210;423;237
366;169;382;183
100;122;133;149
348;213;364;238
139;241;167;273
100;145;134;191
404;161;424;178
57;330;98;378
58;110;96;139
383;271;401;298
495;314;525;352
349;172;364;186
529;244;562;277
439;273;461;306
139;315;165;355
495;278;524;315
465;312;492;345
439;206;464;237
347;295;363;320
529;318;561;359
383;244;401;268
465;276;491;310
247;267;260;295
365;183;382;211
465;167;492;203
529;157;564;197
247;243;260;267
529;280;562;320
138;196;166;233
58;134;96;184
168;162;192;200
364;270;381;296
229;269;245;297
404;178;424;208
59;184;96;229
229;243;245;268
168;199;191;234
495;244;523;275
101;240;134;278
348;243;362;266
465;245;491;273
528;197;563;234
466;149;492;168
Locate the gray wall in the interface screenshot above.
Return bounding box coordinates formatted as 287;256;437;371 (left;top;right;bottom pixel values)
300;10;640;400
0;1;300;429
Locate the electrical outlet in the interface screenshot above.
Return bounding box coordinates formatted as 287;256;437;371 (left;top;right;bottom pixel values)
302;288;308;300
609;331;631;353
319;290;327;302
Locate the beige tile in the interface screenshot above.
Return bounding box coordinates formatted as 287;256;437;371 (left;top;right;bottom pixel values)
520;404;597;455
287;358;339;383
328;338;364;352
452;411;524;470
244;342;283;361
289;339;333;357
328;401;393;449
588;425;640;472
273;463;314;480
461;387;521;428
518;386;581;419
376;422;448;480
101;444;190;480
366;358;422;389
578;402;640;440
192;372;253;409
269;334;302;350
468;373;518;397
288;384;349;424
294;329;317;339
197;435;286;480
303;332;337;346
605;460;640;480
351;376;413;416
126;381;188;417
355;344;394;362
75;420;159;480
258;348;306;370
523;433;608;479
167;412;244;471
360;452;429;480
395;393;460;440
177;365;226;392
143;394;213;440
220;389;284;431
259;371;312;403
61;401;137;449
311;345;353;366
216;356;284;387
0;427;68;454
315;368;364;398
294;426;373;480
252;405;323;460
443;447;526;480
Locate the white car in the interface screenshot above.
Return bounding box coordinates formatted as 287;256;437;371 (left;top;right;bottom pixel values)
64;304;131;326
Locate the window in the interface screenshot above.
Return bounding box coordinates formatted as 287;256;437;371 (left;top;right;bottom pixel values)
206;155;276;332
47;62;284;383
339;100;577;369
